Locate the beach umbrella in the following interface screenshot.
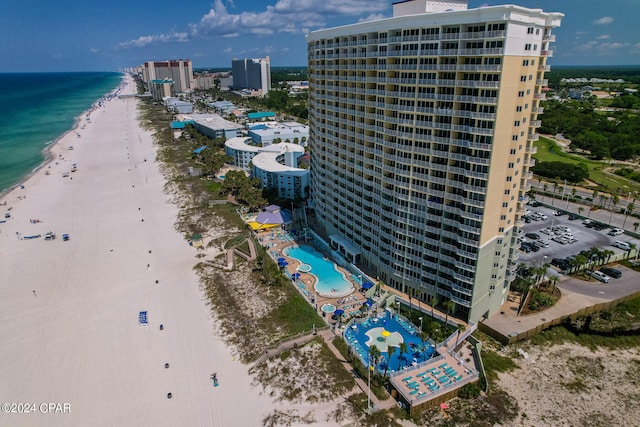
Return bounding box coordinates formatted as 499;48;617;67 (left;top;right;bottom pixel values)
333;309;344;317
278;261;288;268
381;330;390;341
277;257;286;263
291;273;301;280
440;402;449;410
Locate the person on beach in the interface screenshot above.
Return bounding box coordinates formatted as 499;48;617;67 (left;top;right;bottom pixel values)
32;290;36;296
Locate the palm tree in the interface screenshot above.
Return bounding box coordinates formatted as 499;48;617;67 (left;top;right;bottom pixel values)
384;346;396;377
398;342;408;370
368;345;381;385
443;300;455;333
578;206;585;218
634;222;640;234
574;255;588;274
623;202;635;229
549;275;559;294
609;194;619;225
542;184;548;202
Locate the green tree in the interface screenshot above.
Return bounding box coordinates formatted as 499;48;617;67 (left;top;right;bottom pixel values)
398;342;408;370
443;300;455;333
384;346;396;377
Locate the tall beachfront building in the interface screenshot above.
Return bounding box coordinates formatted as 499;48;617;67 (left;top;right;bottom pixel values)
232;57;271;95
142;60;193;93
306;0;562;322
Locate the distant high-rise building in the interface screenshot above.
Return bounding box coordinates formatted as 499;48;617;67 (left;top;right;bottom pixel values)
231;57;271;95
142;60;193;93
307;0;562;322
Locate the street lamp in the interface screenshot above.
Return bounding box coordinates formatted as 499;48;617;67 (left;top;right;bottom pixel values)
419;317;423;332
367;354;371;414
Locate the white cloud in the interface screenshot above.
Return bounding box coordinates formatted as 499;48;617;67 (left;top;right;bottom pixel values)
594;16;613;25
89;48;100;54
118;32;189;49
117;0;389;50
597;35;610;40
358;13;386;23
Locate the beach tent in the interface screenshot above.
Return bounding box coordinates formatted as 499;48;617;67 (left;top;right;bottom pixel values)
362;282;374;290
254;205;292;227
333;309;345;317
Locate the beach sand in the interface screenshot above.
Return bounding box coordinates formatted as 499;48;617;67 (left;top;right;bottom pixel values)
0;76;273;426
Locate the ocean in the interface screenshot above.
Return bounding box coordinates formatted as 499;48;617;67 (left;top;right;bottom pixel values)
0;72;123;193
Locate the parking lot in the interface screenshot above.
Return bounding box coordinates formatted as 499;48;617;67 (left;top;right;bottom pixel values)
517;204;640;277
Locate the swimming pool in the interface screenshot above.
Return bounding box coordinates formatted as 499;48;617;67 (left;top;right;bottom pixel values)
344;310;434;374
283;245;354;298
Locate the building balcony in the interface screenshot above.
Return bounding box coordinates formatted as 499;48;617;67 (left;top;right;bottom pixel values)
541;50;553;57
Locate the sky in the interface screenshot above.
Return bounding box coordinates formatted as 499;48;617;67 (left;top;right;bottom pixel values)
1;0;639;72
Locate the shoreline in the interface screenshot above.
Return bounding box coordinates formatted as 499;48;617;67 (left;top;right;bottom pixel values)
0;75;274;425
0;74;125;199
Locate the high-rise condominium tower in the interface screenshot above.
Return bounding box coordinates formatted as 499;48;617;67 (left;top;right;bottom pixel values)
307;0;562;321
231;56;271;95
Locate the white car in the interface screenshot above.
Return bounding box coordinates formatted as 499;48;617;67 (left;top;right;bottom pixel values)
608;228;624;236
538;213;549;221
587;270;610;283
613;240;631;251
535;240;550;248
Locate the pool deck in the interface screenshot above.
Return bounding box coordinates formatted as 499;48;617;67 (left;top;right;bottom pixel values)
256;230;367;321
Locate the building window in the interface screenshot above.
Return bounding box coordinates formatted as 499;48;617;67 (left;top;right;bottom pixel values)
502;202;508;207
525;43;532;50
514;121;520;126
518;91;525;97
508;163;514;168
516;106;522;112
512;135;518;141
527;27;534;34
500;215;506;220
507;176;513;181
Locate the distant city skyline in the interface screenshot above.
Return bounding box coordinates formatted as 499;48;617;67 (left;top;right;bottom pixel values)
2;0;639;72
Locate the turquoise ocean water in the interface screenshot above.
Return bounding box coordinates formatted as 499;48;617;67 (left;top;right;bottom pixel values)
0;72;123;193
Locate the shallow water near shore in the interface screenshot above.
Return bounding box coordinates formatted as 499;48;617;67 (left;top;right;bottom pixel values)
0;72;122;193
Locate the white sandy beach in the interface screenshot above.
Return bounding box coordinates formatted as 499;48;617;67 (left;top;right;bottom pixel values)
0;76;274;426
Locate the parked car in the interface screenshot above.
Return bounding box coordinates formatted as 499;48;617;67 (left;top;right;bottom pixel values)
613;240;631;251
551;258;569;270
519;244;532;253
599;267;622;279
608;228;624;236
553;210;567;216
535;240;550;248
525;232;540;240
587;270;610;283
568;214;579;221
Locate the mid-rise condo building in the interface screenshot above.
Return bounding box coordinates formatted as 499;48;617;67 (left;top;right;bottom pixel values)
307;0;562;321
142;60;193;93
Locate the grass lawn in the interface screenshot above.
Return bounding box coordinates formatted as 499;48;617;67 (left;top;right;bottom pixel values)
534;137;640;194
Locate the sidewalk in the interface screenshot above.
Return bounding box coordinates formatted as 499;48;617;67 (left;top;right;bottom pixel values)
318;329;397;412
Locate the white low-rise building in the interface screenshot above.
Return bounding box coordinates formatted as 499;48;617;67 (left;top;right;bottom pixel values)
225;137;308;200
247;121;309;147
181;113;244;140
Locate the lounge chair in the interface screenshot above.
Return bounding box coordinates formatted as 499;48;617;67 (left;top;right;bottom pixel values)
409;389;419;395
402;376;412;382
